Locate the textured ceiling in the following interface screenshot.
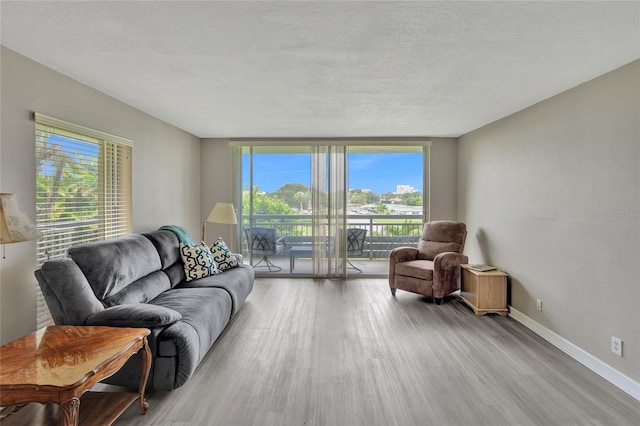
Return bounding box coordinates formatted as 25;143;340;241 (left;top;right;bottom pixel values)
1;1;639;138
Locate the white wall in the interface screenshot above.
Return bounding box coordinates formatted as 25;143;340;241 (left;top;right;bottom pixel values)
0;47;201;343
458;60;639;381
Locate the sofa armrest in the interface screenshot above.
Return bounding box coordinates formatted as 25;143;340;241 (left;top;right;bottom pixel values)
86;303;182;328
388;247;419;287
433;252;469;298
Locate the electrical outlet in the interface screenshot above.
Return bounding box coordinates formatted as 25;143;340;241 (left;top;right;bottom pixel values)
536;299;542;311
611;336;623;357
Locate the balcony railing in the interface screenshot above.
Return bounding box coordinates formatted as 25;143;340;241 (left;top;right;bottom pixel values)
241;214;422;260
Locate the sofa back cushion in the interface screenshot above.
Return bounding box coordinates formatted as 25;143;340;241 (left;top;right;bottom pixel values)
143;229;185;287
68;234;162;301
143;230;181;269
417;221;467;260
102;270;172;307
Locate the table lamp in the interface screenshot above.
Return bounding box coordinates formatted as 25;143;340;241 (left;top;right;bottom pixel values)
0;193;42;258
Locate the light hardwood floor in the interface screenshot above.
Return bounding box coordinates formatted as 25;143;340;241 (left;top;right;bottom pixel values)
116;278;639;426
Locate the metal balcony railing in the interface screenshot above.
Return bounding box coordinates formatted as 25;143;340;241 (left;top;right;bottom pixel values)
241;214;423;259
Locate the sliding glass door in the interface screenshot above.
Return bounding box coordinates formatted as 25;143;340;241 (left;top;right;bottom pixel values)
234;141;429;277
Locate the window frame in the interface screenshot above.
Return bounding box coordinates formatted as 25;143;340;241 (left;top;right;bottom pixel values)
34;113;132;327
231;139;430;277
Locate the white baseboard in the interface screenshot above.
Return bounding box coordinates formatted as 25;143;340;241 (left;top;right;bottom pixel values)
508;306;640;401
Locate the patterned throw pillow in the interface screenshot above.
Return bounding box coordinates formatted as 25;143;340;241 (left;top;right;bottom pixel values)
209;237;240;271
179;242;221;281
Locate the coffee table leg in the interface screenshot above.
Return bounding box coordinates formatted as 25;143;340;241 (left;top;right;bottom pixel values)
60;397;80;426
138;337;152;414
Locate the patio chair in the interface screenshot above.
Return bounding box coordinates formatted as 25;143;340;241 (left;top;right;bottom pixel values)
346;228;367;273
245;227;285;272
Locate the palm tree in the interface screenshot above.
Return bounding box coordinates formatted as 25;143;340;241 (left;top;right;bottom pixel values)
293;191;310;212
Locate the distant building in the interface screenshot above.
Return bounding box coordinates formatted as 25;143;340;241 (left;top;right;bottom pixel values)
386;205;423;215
396;184;418;194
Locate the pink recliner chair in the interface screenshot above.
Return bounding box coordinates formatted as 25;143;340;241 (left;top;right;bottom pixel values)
388;221;468;304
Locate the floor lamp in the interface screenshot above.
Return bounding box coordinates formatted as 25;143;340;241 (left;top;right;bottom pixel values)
0;193;42;258
203;202;238;248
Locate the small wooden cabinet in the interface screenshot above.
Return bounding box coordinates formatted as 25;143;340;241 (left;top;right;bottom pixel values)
460;265;508;316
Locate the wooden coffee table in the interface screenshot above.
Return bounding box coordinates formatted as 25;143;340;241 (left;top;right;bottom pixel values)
0;325;151;426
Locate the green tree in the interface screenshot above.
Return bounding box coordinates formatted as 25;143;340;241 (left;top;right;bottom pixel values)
36;142;98;222
350;192;367;205
272;183;310;209
365;191;379;204
401;192;423;206
242;189;294;215
293;191;310;211
377;204;389;214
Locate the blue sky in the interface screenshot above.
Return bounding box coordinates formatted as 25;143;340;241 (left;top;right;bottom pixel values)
243;152;423;194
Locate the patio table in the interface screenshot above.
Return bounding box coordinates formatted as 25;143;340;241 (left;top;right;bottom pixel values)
289;245;314;272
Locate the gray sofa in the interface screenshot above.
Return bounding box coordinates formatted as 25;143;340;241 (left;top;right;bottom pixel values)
35;229;254;391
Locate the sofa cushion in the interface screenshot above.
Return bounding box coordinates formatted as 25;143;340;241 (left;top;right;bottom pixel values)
163;262;186;288
395;259;434;281
143;230;181;269
68;234;162;300
102;270;172;307
178;264;254;317
150;287;232;388
180;242;221;281
209;237;239;271
85;303;182;328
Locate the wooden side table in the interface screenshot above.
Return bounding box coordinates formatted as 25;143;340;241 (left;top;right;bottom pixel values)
460;264;509;316
0;325;151;426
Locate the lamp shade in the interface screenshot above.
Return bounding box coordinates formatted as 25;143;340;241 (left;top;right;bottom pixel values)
0;193;42;243
207;202;237;225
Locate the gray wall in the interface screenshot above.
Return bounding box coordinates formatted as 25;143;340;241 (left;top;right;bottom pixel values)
457;60;639;380
0;47;201;343
429;138;458;221
201;138;235;246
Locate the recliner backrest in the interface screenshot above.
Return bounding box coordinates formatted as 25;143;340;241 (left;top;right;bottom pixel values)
417;221;466;260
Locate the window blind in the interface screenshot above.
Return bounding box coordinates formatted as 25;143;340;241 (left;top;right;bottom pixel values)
34;114;132;327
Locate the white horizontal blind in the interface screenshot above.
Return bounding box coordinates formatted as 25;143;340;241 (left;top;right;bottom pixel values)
35;114;132;327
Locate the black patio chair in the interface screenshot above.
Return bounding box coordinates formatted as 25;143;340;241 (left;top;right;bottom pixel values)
245;227;285;272
346;228;367;273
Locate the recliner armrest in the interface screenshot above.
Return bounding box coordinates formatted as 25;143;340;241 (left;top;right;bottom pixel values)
389;246;419;263
388;247;419;287
432;252;469;297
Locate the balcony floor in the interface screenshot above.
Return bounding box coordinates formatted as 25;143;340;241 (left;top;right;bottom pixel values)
246;255;389;276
